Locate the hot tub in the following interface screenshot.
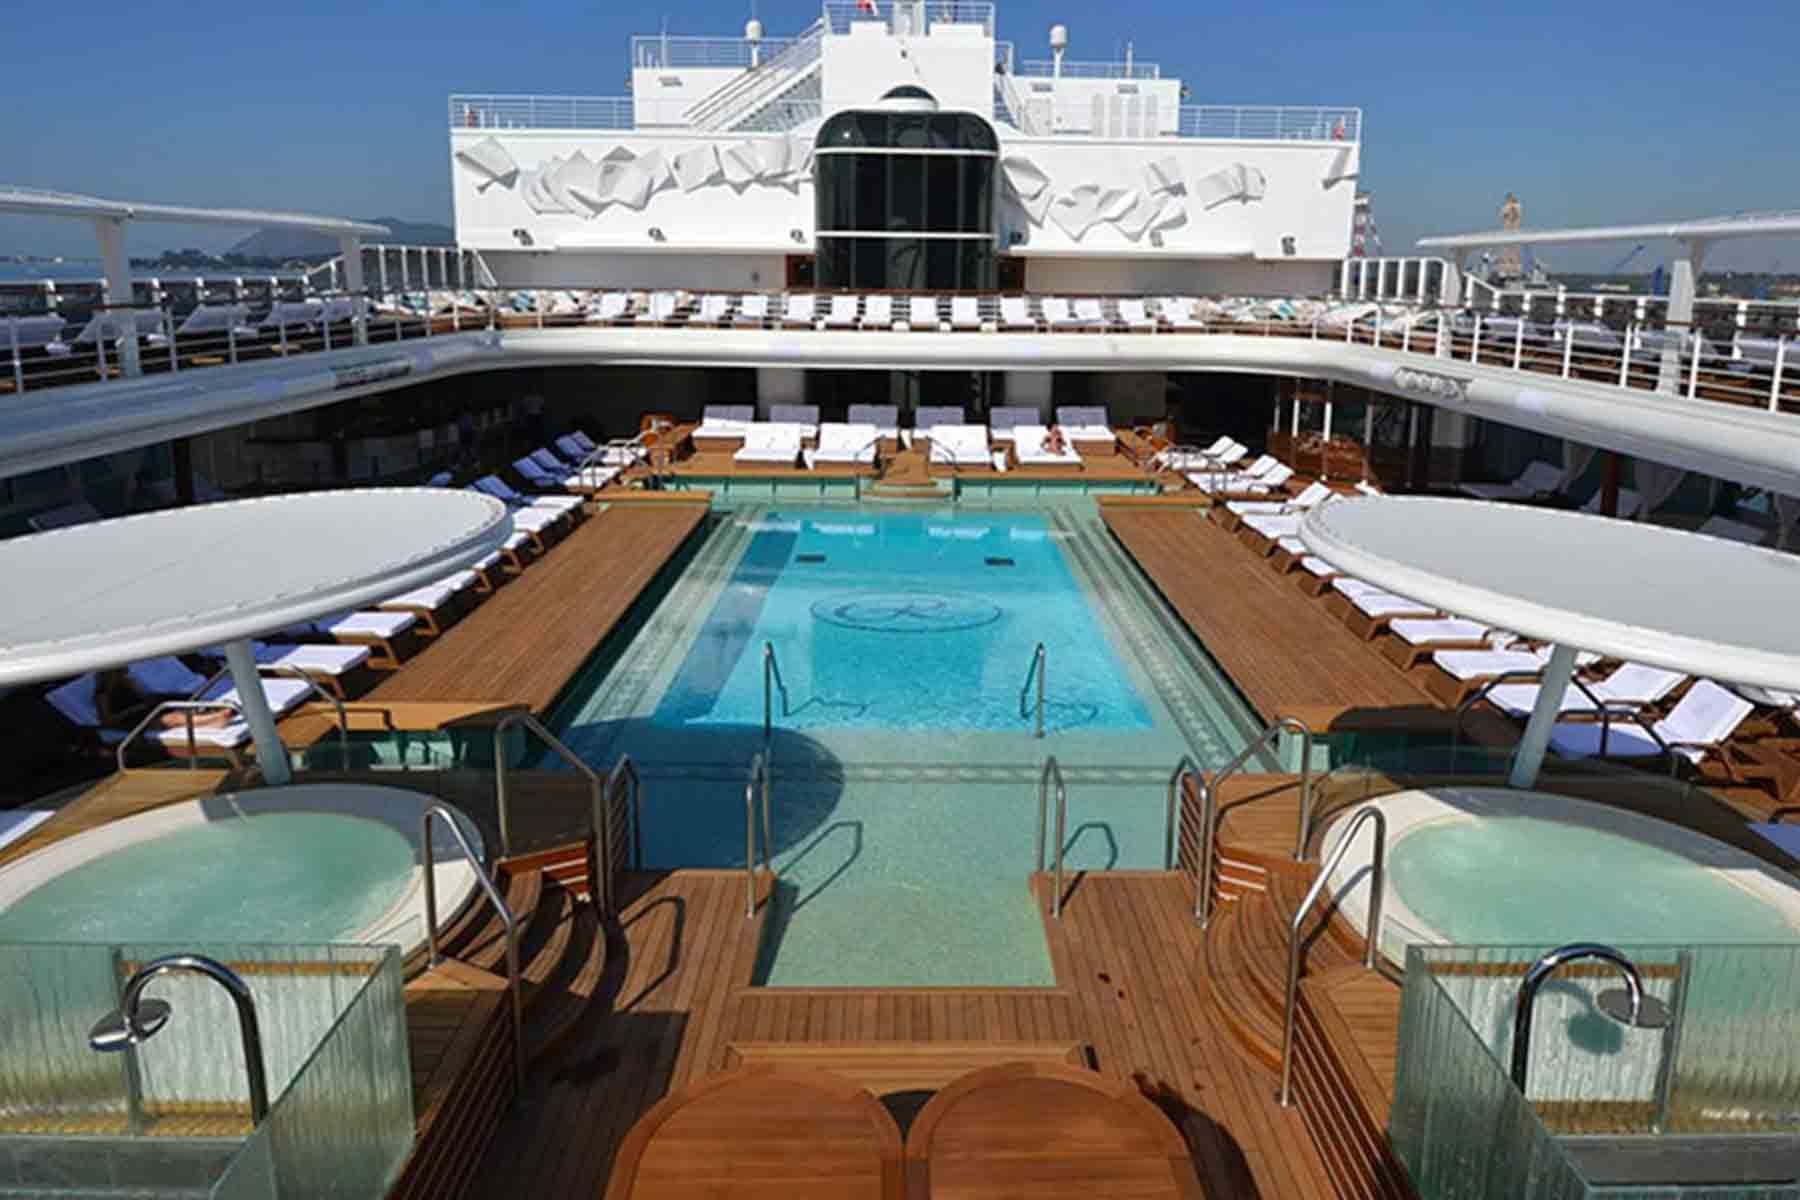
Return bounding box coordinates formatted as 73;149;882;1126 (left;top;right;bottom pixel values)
1320;787;1800;966
0;783;481;957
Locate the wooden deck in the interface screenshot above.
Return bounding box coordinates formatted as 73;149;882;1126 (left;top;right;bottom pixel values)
362;501;707;716
642;436;1170;486
1100;507;1441;727
0;769;236;868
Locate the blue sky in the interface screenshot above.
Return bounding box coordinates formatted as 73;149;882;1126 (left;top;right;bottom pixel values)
2;0;1796;270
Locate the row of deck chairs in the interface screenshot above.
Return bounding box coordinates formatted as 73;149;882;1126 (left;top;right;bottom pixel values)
1217;487;1800;793
5;300;364;358
581;291;1212;334
1451;313;1797;375
692;404;1115;470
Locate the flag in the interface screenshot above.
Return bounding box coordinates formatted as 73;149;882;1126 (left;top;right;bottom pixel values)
857;0;878;13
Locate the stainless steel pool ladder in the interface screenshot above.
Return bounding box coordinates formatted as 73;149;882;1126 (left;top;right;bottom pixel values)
1278;803;1386;1108
258;663;351;769
490;711;616;915
744;751;773;919
1019;642;1047;739
1452;669;1674;773
422;803;525;1097
1036;755;1069;918
1187;716;1315;927
763;641;790;746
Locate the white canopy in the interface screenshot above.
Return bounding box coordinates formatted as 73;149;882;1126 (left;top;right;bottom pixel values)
0;489;511;686
1299;497;1800;693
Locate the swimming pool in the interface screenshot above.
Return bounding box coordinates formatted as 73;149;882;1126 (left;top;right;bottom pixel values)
554;503;1263;985
0;784;482;954
1321;787;1800;966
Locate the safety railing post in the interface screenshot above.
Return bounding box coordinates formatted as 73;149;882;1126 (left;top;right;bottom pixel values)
422;805;524;1096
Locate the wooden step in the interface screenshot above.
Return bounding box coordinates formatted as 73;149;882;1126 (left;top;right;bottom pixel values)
522;887;608;1065
437;867;542;965
1296;968;1414;1200
723;1040;1088;1097
396;961;517;1200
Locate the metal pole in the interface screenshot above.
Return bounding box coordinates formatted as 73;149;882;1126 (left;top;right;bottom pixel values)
1509;642;1578;788
221;639;291;785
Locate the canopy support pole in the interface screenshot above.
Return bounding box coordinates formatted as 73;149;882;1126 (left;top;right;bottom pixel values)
222;639;292;785
1509;642;1577;788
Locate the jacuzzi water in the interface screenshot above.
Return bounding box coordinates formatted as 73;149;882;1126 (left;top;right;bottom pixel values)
0;812;415;943
1389;816;1800;946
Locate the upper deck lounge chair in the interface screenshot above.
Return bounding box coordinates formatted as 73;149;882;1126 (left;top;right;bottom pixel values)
823;294;860;328
988;407;1039;443
908;296;943;331
515;454;616;494
1042;298;1083;329
694;404;756;445
999;296;1036;330
808;422;881;467
5;314;66;353
635;292;680;325
735;294;770;325
950;296;984;330
1191;454;1278;494
733;423;803;465
1548;679;1754;766
1013;425;1083;469
1457;460;1563;502
769;405;820;439
1161;297;1205;330
1072;298;1107;329
781;294;817;327
861;294;894;329
847;404;901;443
924;424;992;468
696;294;734;325
1055;407;1113;445
171;304;259;346
1118;299;1156;331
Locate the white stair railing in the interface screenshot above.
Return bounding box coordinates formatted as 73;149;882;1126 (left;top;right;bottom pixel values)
685;18;825;131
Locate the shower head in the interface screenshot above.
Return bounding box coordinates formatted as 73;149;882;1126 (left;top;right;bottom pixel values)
1597;986;1671;1030
88;998;172;1052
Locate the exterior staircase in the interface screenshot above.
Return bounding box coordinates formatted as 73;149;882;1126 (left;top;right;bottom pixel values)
389;840;607;1200
685;19;825;132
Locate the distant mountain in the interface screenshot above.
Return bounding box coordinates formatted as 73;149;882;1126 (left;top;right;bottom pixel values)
225;217;454;260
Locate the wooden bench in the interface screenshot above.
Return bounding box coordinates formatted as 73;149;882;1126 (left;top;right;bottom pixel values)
724;1040;1088;1097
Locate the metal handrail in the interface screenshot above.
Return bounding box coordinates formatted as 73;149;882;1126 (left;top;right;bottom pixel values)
1164;755;1202;871
257;662;350;769
422;803;524;1095
1018;642;1047;738
1193;716;1314;925
1035;755;1070;918
606;754;644;871
762;641;790;744
744;751;773;918
1453;667;1673;770
115;698;244;773
490;711;611;911
1279;804;1386;1107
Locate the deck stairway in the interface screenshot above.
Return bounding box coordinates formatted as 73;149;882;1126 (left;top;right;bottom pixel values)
390;840;607;1200
685;18;824;131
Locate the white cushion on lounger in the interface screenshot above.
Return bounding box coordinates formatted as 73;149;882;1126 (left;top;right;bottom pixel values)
695;405;755;439
314;611;417;639
1013;425;1083;466
1432;648;1548;681
1241;514;1302;539
1489;663;1687;717
860;294;894;328
908;296;941;329
201;675;313;716
1347;591;1436;619
1000;296;1034;329
140;721;253;750
381;580;462;610
733;423;803;463
253;642;370;674
1055;407;1113;443
1388;618;1490;645
813;422;880;464
951;296;983;329
824;294;859;327
988;407;1037;441
1548;681;1753;763
1298;555;1336;577
927;425;992;466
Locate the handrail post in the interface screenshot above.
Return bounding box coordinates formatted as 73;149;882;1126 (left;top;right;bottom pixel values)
745;751;770;919
1279;805;1386;1107
762;641;790;747
422;804;524;1096
1282;716;1316;859
489;712;611;914
1018;642;1046;738
1165;755;1200;871
1038;755;1068;919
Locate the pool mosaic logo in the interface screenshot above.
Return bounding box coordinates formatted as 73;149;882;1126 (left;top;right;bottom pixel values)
811;591;1002;634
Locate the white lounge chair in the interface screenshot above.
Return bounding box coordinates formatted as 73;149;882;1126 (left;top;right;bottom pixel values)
479;471;585;514
823;294;860;328
950;296;983;330
781;294;817;327
171;304;259;344
1484;662;1687;719
988;407;1038;443
4;314;67;352
635;292;679;324
925;424;992;468
1226;479;1330;516
809;422;881;466
1190;453;1279;494
1161;297;1205;331
1013;425;1083;468
515;455;616;494
861;294;894;329
769;404;820;439
1042;298;1083;329
694;404;756;443
908;296;942;330
696;294;733;324
1580;487;1644;518
249;642;372;698
1118;299;1156;331
847;404;901;443
1055;407;1113;445
735;294;771;325
999;296;1036;330
1548;679;1754;764
1387;618;1496;647
587;292;631;323
1431;647;1551;681
733;423;804;465
1458;460;1563;502
1071;298;1107;328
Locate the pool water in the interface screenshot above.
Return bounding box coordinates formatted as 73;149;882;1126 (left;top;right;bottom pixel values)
553;503;1263;986
1389;817;1800;946
0;813;416;943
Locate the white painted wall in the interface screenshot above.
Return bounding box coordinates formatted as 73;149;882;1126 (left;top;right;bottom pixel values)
1021;257;1335;298
819;22;994;115
631;67;744;126
1012;77;1182;136
476;248;788;291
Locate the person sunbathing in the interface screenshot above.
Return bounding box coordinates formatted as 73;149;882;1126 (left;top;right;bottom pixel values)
1041;425;1068;456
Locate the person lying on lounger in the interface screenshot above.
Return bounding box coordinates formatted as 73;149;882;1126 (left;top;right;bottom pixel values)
1041;425;1069;456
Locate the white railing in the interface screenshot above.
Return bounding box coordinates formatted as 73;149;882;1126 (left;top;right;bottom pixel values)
1016;58;1161;79
993;73;1048;136
450;94;638;130
821;1;995;35
1340;257;1459;305
631;35;796;69
684;18;825;131
1177;105;1360;141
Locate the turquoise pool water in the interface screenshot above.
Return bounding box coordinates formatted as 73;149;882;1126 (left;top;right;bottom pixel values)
0;813;415;943
553;503;1263;986
1390;818;1800;946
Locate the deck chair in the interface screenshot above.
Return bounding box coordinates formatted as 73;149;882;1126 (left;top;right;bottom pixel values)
524;448;604;498
1055;406;1113;444
1013;425;1083;468
1457;460;1563;502
999;296;1036;330
1225;478;1329;517
172;304;259;345
248;642;374;699
694;404;756;442
1483;662;1687;720
695;294;733;325
5;314;66;351
908;296;942;330
1161;297;1205;330
515;454;615;494
860;294;894;329
781;294;817;327
635;291;679;324
293;611;420;669
925;425;992;467
734;422;804;465
1548;679;1754;765
847;404;901;442
810;422;881;466
987;406;1038;443
587;292;631;323
1071;298;1107;328
950;296;983;330
769;404;820;438
1378;617;1502;669
1190;453;1278;493
735;294;771;325
1118;298;1156;331
1042;298;1081;329
376;573;479;637
823;294;860;328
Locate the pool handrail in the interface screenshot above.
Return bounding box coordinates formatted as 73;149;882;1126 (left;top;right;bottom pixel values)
1279;803;1386;1108
1193;715;1313;926
1019;642;1047;738
762;641;790;746
115;697;245;773
1164;755;1202;871
607;753;644;873
1036;754;1069;918
744;750;773;919
1452;667;1673;772
490;710;613;913
422;803;524;1097
255;662;351;770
